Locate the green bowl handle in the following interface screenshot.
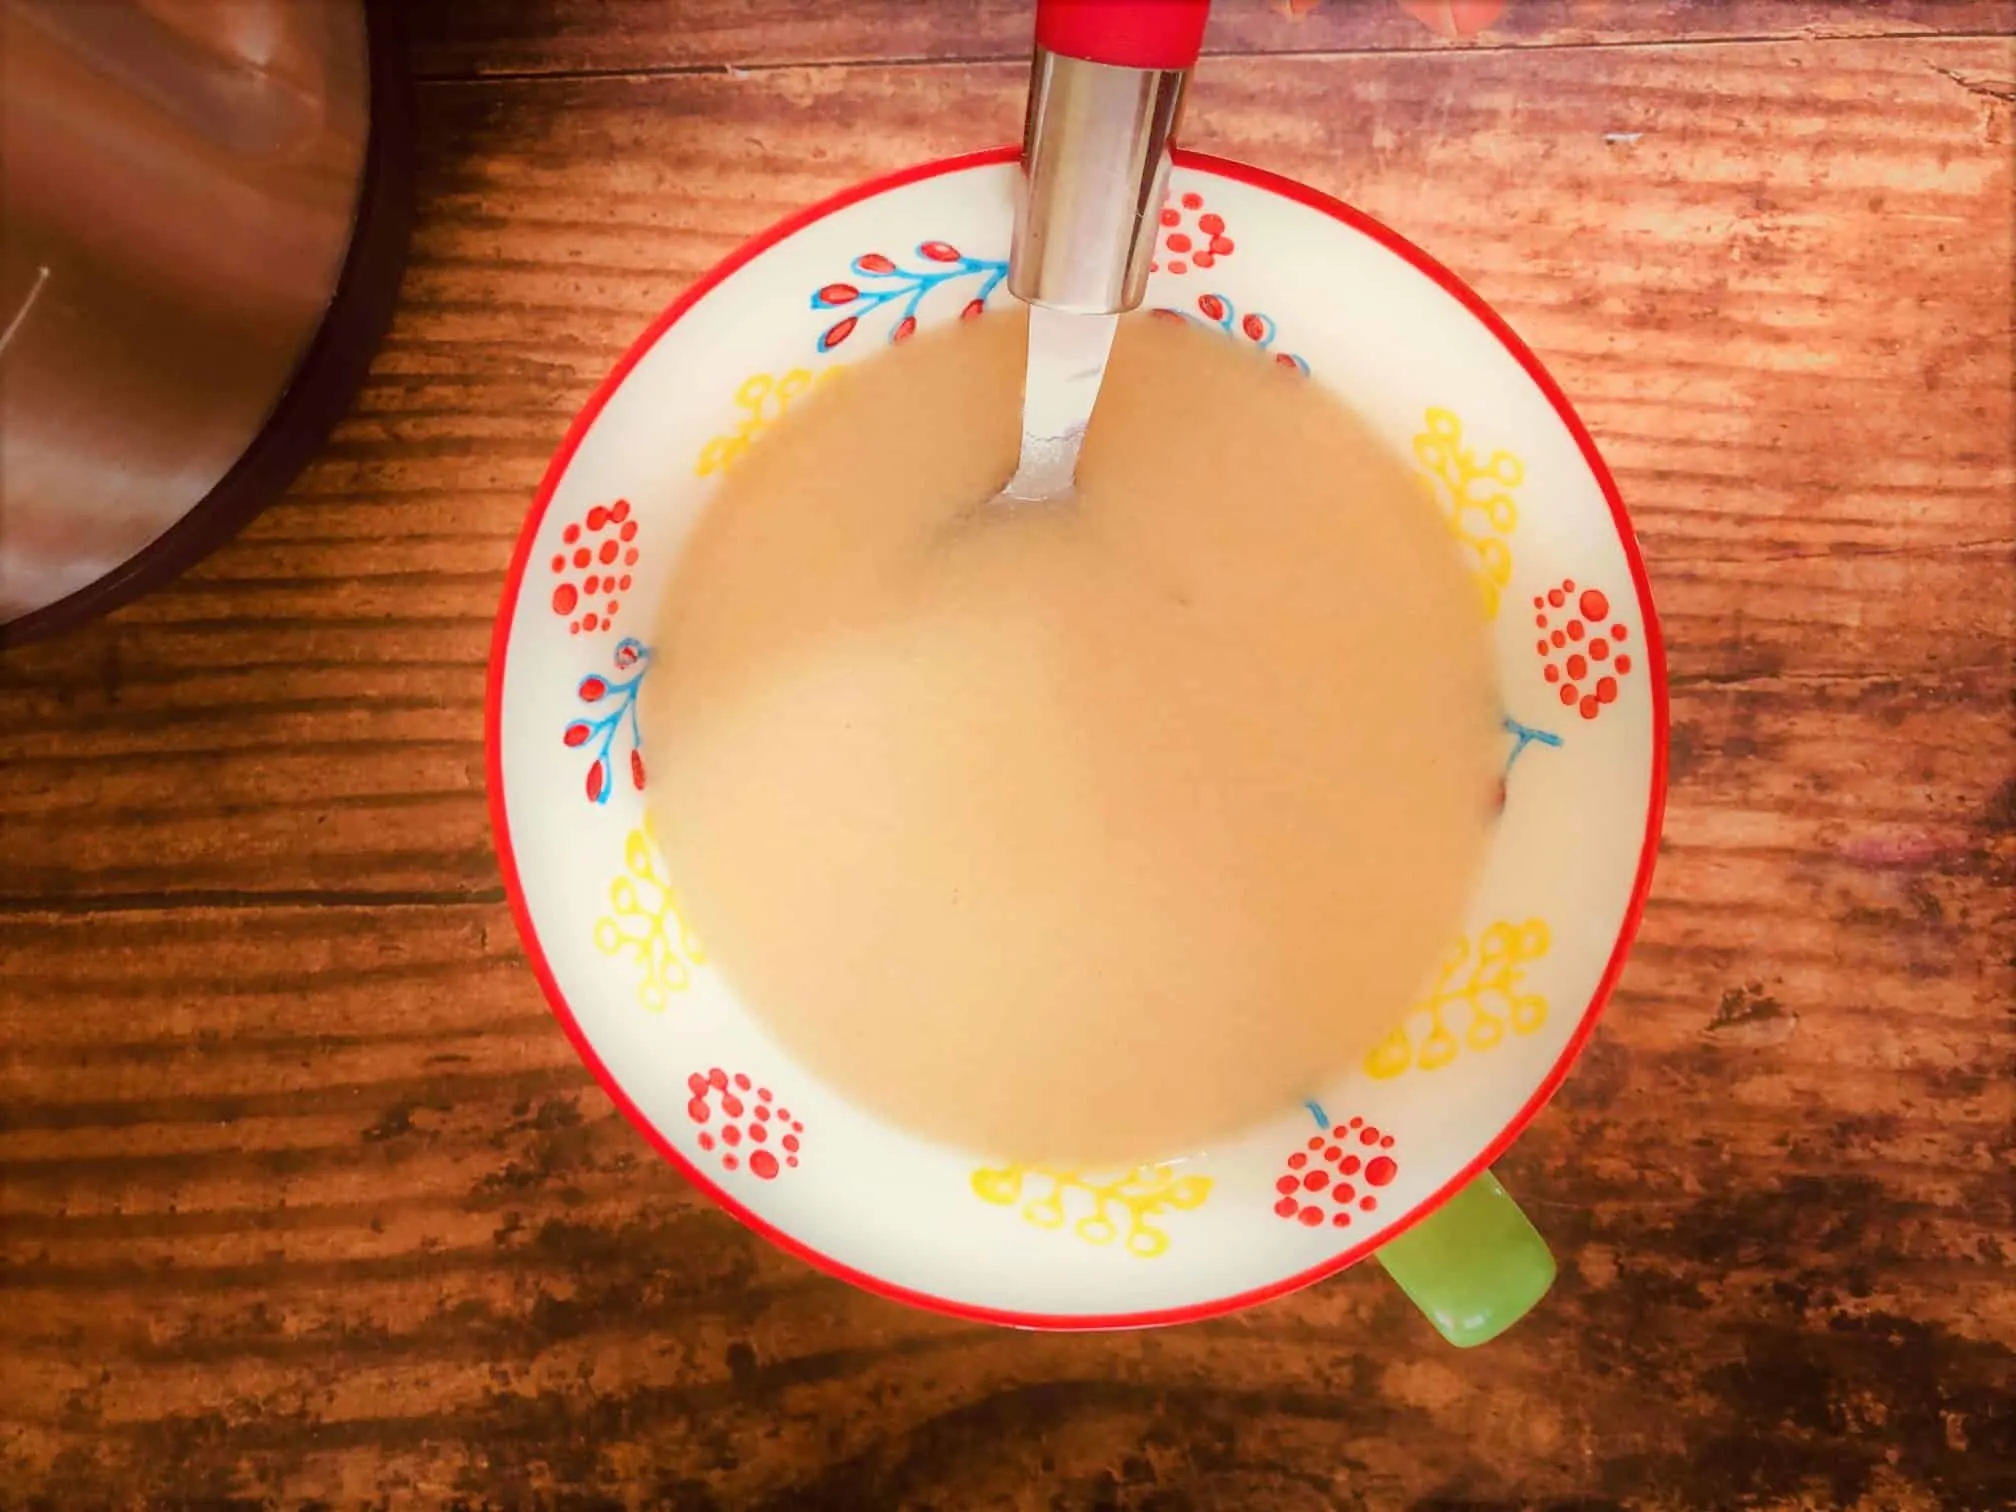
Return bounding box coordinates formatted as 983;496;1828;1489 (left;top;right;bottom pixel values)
1374;1168;1556;1347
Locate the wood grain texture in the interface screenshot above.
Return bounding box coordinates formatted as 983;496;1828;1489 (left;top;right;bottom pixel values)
404;0;2016;76
2;9;2013;1510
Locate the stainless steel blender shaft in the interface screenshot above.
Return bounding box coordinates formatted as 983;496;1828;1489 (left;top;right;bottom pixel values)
996;1;1205;505
1009;48;1189;316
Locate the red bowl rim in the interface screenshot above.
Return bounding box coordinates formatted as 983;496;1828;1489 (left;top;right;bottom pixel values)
485;144;1670;1331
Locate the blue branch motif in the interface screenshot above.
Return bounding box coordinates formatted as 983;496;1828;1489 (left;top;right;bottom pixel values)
564;637;652;805
1154;293;1311;374
1498;713;1564;814
810;241;1009;353
1502;713;1564;777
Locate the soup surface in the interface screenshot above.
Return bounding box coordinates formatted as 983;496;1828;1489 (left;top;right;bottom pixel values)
644;310;1498;1163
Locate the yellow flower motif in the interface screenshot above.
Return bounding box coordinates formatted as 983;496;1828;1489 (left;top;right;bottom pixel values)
694;367;840;477
1412;407;1523;619
970;1162;1212;1258
1366;918;1551;1079
593;821;705;1012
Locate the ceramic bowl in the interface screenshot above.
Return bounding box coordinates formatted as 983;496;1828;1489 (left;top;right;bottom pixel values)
487;147;1666;1336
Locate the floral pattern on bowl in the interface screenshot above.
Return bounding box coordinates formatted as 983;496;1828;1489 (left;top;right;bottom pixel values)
487;147;1665;1330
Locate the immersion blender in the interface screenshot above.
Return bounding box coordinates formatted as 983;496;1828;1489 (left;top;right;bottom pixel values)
997;0;1211;503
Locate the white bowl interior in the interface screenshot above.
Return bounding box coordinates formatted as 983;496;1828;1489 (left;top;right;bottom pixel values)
491;154;1661;1325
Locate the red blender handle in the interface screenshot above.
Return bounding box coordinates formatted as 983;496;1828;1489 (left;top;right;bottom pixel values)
1034;0;1211;71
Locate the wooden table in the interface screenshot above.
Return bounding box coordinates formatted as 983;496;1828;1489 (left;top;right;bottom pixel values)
3;2;2012;1506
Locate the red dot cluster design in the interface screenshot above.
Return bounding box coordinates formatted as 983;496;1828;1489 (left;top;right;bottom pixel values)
1150;192;1234;277
685;1068;802;1180
1272;1116;1399;1229
1533;579;1634;721
549;498;640;635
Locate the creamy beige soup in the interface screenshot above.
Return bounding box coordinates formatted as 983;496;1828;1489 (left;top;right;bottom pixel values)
644;311;1498;1163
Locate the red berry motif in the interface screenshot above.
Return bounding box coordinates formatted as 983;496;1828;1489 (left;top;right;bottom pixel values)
1152;190;1235;277
564;637;652;806
686;1070;802;1180
1158;293;1309;375
1272;1112;1400;1230
812;242;1008;348
549;499;634;634
1531;579;1634;720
